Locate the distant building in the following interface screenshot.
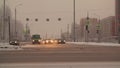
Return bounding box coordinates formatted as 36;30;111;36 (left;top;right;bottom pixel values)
80;18;98;42
116;0;120;35
100;16;117;42
101;16;116;36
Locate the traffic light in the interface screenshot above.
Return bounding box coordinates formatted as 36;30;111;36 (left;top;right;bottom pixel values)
86;25;88;30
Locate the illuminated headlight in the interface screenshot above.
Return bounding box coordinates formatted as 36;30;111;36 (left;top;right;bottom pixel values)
50;40;54;43
42;41;45;44
32;40;35;42
55;40;57;43
46;40;49;43
10;41;12;43
15;41;17;43
38;40;41;42
59;40;61;42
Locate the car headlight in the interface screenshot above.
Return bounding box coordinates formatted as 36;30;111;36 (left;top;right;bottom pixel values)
10;41;12;43
59;40;61;42
38;40;41;42
55;40;58;43
32;40;35;42
15;41;17;43
50;40;54;43
46;40;49;43
42;41;45;44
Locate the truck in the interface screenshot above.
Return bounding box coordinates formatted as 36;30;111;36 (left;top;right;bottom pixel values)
31;34;41;44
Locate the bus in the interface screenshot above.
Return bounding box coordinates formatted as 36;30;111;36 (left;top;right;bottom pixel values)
31;34;41;44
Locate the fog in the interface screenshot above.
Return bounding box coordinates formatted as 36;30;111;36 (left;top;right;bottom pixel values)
8;0;115;38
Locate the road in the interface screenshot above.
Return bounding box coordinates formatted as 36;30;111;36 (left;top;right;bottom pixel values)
0;43;120;63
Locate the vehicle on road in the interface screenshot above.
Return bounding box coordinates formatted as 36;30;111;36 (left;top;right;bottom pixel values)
9;40;20;45
56;39;66;44
31;34;41;44
42;39;57;44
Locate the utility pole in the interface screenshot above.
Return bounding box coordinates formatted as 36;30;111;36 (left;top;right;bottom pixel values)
15;4;22;40
73;0;76;42
96;19;101;42
67;24;69;41
61;29;63;39
3;0;5;41
8;16;11;43
15;8;17;39
85;12;89;42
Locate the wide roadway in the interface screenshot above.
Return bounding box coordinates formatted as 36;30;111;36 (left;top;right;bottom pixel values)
0;43;120;63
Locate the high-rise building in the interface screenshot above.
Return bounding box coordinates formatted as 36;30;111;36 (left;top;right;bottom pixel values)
80;18;98;42
116;0;120;43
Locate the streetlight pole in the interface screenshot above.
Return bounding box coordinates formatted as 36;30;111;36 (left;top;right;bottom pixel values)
8;16;11;42
3;0;5;41
15;4;22;40
73;0;76;42
15;7;17;39
25;18;29;41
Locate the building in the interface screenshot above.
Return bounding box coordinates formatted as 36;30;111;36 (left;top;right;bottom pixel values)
80;18;98;42
100;16;116;36
116;0;120;43
100;16;118;42
116;0;120;24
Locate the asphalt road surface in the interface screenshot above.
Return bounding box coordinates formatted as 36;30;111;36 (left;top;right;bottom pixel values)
0;44;120;63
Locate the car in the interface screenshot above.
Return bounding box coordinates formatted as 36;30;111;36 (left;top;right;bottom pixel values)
9;40;20;45
56;39;66;44
42;39;57;44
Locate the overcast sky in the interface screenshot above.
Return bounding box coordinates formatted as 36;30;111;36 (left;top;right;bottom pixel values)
8;0;115;38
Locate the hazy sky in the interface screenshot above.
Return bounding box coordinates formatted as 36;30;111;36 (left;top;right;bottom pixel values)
8;0;115;38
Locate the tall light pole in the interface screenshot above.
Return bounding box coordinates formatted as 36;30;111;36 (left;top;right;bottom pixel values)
25;18;29;41
3;0;5;41
15;4;22;40
73;0;76;42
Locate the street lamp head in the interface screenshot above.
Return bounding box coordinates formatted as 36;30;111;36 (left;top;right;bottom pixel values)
35;18;38;22
26;18;29;21
58;18;61;21
46;18;50;22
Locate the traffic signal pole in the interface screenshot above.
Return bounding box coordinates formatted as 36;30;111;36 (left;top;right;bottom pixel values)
85;12;89;42
96;19;101;42
73;0;76;42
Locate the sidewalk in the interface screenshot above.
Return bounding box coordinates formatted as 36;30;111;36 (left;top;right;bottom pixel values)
0;42;22;51
67;42;120;46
